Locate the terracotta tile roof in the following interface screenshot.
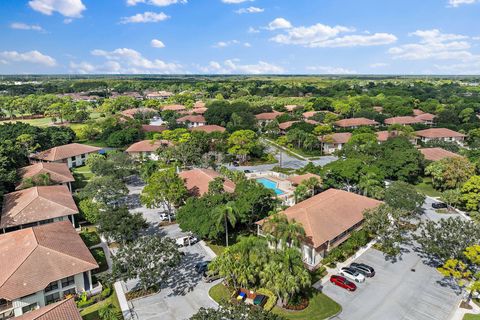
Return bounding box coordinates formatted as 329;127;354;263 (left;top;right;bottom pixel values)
176;115;206;123
260;189;382;248
384;116;421;125
278;121;298;130
419;148;462;161
194;101;206;109
0;221;98;300
415;128;466;138
303;111;317;119
319;132;352;144
287;173;322;186
255;111;284;121
141;124;167;133
413;109;425;116
285;105;300;112
121;108;156;118
190;125;226;133
16;298;82;320
1;185;78;229
376;131;399;142
30;143;101;162
192;107;207;114
17;163;74;190
179;168;235;197
414;113;435;122
162;104;186;111
334;118;378;128
126;140;172;153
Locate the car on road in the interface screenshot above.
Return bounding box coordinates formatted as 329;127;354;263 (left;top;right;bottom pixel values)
350;262;375;277
202;271;221;283
340;267;366;283
330;275;357;291
432;202;448;209
195;261;211;274
176;235;198;247
159;213;175;221
244;169;252;173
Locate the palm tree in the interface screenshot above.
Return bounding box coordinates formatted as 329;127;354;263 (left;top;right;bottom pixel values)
262;213;305;250
302;176;322;196
213;201;238;247
358;172;382;197
293;184;309;203
98;303;121;320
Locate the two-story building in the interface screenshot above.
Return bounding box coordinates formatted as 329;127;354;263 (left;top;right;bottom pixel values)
14;298;81;320
179;168;235;197
29;143;101;169
415;128;466;145
16;163;75;191
125;139;173;161
256;189;382;269
319;132;352;155
176;115;206;128
334;117;379;129
0;221;98;318
1;185;78;234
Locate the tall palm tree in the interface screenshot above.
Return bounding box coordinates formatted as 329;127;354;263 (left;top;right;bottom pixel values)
281;219;306;249
262;213;305;250
213;201;238;247
302;176;322;196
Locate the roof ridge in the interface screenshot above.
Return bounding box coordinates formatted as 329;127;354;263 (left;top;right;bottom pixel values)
37;242;98;270
7;188;40;219
37;188;77;213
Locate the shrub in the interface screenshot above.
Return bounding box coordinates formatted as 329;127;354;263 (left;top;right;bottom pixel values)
76;298;94;308
101;287;112;299
256;288;277;311
80;230;101;247
322;229;371;265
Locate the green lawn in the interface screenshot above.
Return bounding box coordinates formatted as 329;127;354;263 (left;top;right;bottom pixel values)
72;165;94;189
464;314;480;320
209;283;233;304
0;117;53;127
414;177;442;197
80;289;121;320
206;241;226;256
272;290;341;320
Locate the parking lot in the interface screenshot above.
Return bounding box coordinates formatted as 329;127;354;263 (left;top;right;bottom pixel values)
322;248;461;320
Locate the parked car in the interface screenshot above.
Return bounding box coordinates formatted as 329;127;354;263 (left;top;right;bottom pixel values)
176;235;198;247
202;271;221;283
330;275;357;291
244;170;252;174
340;267;366;283
432;202;448;209
350;262;375;277
195;261;211;274
159;213;175;221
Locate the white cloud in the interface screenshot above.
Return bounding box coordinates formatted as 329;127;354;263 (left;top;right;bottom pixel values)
388;29;478;61
28;0;86;18
120;11;169;24
63;18;73;24
212;40;250;48
370;62;389;68
127;0;186;6
199;59;284;74
10;22;44;32
248;27;260;33
448;0;479;7
221;0;253;3
434;61;480;74
151;39;166;48
269;21;396;48
236;6;264;14
70;48;182;74
267;18;292;30
0;50;56;66
244;42;251;47
306;66;357;74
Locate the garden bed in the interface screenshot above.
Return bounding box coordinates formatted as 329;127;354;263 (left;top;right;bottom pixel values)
80;288;120;320
272;290;341;320
125;288;158;300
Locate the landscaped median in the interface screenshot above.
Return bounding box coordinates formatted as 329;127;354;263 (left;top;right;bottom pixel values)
208;283;341;320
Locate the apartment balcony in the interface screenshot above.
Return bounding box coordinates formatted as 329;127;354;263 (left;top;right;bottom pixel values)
0;300;14;320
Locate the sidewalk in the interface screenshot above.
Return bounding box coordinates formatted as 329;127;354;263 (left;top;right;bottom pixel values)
450;300;480;320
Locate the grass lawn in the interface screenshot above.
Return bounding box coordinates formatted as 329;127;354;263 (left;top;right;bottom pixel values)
464;314;480;320
209;283;233;304
72;165;94;189
80;289;120;320
272;290;341;320
206;241;226;256
76;139;110;148
414;177;442;197
90;247;108;274
0;117;53;127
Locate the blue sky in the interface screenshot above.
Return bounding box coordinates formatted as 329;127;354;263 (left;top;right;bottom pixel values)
0;0;479;75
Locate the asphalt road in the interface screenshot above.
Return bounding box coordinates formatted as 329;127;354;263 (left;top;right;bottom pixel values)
322;248;461;320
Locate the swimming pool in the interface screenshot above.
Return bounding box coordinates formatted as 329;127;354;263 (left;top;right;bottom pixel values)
256;178;284;195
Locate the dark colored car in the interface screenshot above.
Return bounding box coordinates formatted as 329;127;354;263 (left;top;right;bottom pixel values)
195;261;211;274
244;170;252;174
202;271;221;283
350;262;375;277
330;275;357;291
253;294;268;307
432;202;448;209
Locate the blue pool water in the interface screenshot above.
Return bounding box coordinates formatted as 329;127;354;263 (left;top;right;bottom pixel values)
256;178;284;195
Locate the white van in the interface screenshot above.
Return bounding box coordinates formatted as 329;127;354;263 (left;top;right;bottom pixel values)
175;235;198;247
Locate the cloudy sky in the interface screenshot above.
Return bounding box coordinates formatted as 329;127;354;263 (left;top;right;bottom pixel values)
0;0;479;74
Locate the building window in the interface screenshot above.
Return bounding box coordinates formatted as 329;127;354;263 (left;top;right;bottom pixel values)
44;280;59;293
45;292;60;305
62;288;76;297
61;276;75;288
21;303;38;314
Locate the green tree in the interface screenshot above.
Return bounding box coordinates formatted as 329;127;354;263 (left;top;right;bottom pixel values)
227;130;258;164
141;168;188;222
78;199;102;224
98;303;121;320
78;175;128;206
425;157;475;190
441;189;462;210
98;206;147;244
384;181;425;212
213;202;238;247
20;173;52;189
111;236;181;291
293;184;309;203
190;304;285;320
461;176;480;212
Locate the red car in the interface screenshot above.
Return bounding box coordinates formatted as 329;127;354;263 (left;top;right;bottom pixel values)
330;275;357;291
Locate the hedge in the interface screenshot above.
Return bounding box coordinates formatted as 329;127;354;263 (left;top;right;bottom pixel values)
256;288;277;311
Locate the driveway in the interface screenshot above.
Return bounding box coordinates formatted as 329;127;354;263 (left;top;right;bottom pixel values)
322;247;461;320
